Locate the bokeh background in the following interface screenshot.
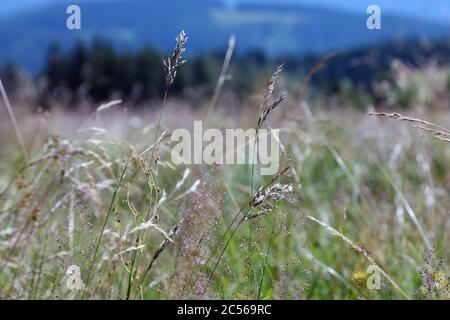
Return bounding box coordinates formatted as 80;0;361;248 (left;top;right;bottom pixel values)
1;0;449;108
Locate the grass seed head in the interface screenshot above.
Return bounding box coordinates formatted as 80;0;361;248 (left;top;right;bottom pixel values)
163;30;188;88
258;63;286;128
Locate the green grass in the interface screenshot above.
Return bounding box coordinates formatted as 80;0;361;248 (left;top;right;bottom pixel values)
0;63;449;300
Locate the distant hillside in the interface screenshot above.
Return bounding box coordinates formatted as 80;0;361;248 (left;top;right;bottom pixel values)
0;0;448;73
2;34;448;108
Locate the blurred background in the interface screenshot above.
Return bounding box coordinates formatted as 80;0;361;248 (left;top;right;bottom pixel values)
0;0;449;109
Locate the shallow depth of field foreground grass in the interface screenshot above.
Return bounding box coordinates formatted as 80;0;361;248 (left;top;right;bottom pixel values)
0;54;449;300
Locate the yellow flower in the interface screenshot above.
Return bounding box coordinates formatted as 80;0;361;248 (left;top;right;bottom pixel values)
352;270;368;281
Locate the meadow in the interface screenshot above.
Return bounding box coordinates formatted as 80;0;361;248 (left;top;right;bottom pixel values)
0;33;449;300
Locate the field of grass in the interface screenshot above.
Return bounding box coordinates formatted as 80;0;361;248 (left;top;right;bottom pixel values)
0;47;449;300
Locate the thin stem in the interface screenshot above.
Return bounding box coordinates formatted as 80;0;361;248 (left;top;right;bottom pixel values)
82;164;129;299
0;79;28;161
128;177;158;299
126;250;138;300
248;127;260;297
126;86;168;299
205;35;235;123
257;209;278;299
134;240;164;292
150;89;168;165
189;206;245;295
202;216;246;295
199;167;289;295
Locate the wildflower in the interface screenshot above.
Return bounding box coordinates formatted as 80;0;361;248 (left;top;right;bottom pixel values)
66;265;84;291
352;270;368;281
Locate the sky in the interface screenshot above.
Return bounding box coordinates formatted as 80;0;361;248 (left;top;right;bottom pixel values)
1;0;449;22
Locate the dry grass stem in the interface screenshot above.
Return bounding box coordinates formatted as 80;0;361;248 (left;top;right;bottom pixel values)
0;79;28;161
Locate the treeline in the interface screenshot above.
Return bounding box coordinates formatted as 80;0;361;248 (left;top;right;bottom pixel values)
2;37;450;108
38;41;271;105
291;38;450;92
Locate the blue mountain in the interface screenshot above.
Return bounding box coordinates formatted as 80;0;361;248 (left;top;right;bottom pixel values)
0;0;448;73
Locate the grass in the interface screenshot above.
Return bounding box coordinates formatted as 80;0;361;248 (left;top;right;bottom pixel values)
0;34;449;300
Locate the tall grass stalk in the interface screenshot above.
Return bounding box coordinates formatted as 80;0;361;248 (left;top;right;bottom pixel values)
205;35;235;123
127;31;187;299
257;208;278;299
248;63;285;297
0;79;28;161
